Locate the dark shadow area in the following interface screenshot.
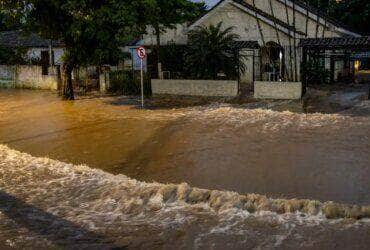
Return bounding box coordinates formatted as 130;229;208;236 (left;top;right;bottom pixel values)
108;118;183;176
0;190;127;249
106;91;370;116
106;95;231;110
0;119;121;144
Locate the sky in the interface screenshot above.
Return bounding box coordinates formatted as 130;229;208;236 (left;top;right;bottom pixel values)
192;0;220;8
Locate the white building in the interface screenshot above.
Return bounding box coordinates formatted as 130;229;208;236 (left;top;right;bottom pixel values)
0;31;64;66
137;0;361;85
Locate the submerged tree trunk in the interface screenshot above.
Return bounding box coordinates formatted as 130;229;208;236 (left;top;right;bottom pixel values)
61;62;74;100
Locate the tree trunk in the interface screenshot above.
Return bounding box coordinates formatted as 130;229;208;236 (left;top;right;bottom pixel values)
292;0;298;81
154;24;161;79
61;62;74;100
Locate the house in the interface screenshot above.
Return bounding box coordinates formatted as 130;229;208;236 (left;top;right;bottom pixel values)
139;0;363;86
0;31;64;68
0;31;65;90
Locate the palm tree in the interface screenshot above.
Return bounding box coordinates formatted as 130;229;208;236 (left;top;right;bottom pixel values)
185;22;244;80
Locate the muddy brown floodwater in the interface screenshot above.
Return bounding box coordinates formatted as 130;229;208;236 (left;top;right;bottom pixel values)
0;89;369;206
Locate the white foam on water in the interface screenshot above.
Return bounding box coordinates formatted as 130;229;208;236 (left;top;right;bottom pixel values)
1;144;369;248
0;146;361;214
184;104;350;131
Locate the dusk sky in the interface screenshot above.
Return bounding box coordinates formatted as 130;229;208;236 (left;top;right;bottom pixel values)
193;0;219;8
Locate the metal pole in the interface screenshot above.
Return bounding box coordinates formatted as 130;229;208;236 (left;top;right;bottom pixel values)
140;58;144;108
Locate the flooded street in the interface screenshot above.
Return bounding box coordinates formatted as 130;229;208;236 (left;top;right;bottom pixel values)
1;145;370;249
0;89;369;205
0;89;370;248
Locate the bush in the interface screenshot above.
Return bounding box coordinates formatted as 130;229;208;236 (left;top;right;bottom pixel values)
109;70;151;96
159;44;187;78
0;46;28;65
302;58;331;85
184;22;242;80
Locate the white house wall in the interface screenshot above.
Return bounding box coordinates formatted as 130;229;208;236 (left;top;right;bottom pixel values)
53;48;64;65
199;2;291;45
189;0;360;83
25;48;64;65
195;1;301;82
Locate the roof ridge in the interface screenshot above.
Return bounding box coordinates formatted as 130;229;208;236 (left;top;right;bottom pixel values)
232;0;305;35
0;30;63;48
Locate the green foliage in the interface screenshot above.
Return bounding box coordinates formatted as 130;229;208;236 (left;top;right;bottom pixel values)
185;22;243;80
1;0;150;66
109;70;151;96
305;0;370;35
144;0;206;78
146;0;206;35
1;0;156;99
302;58;331;85
0;46;27;64
0;8;21;31
159;44;187;78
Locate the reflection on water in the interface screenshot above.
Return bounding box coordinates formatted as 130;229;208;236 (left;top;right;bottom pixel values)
0;89;369;205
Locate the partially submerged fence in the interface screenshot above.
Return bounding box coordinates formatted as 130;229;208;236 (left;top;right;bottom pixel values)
254;81;302;100
151;79;238;97
0;65;59;90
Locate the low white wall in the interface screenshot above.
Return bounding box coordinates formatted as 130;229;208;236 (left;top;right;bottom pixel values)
151;79;238;97
254;81;302;100
0;65;58;90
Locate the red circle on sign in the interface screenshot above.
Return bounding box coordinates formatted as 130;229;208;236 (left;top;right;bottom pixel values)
137;46;146;59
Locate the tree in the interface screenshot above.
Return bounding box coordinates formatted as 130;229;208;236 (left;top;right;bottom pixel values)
146;0;206;77
1;0;150;100
0;8;21;31
185;22;243;80
305;0;370;35
0;46;27;65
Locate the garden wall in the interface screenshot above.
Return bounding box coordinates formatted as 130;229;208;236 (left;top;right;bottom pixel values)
254;81;302;100
151;79;238;97
0;65;59;90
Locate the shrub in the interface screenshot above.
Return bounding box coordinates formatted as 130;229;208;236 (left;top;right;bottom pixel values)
185;22;243;80
302;58;331;85
159;44;187;78
0;46;28;65
109;70;151;96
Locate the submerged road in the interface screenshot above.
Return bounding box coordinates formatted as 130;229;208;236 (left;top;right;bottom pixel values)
0;89;369;205
1;145;370;249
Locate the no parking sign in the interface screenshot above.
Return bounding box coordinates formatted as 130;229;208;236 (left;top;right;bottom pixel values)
136;46;146;59
136;46;146;108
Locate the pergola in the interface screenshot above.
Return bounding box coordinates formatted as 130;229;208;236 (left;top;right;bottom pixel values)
299;36;370;86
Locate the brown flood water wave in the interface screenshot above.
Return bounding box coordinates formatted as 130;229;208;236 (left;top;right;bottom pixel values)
0;144;369;219
0;89;370;206
1;145;370;249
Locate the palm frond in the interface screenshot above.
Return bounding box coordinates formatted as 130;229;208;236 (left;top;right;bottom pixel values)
185;22;243;80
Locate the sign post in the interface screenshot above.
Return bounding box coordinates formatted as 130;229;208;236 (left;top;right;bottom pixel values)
136;46;146;108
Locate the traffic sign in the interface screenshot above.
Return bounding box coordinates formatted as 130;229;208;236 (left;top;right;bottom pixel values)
137;46;146;59
136;46;146;108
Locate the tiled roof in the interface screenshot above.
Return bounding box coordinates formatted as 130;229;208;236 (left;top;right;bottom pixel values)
0;31;64;48
299;36;370;49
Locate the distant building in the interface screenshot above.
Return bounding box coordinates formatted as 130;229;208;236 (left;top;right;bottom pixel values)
0;31;64;66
